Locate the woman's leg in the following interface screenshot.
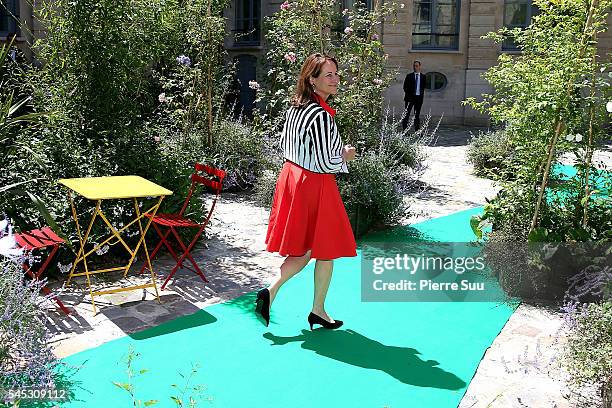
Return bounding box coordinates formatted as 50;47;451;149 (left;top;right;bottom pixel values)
312;259;335;322
268;250;311;305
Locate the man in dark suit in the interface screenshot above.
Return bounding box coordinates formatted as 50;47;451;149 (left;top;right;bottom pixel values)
402;60;426;131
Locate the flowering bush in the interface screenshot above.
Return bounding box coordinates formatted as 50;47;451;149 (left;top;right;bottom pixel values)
153;0;232;146
256;0;401;147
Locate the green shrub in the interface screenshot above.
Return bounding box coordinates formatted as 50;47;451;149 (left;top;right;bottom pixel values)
466;128;513;178
338;146;413;230
336;111;432;235
0;0;243;255
254;167;282;209
464;0;611;244
208;118;267;191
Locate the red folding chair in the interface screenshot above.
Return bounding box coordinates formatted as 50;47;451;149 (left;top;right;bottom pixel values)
14;227;71;315
141;163;226;289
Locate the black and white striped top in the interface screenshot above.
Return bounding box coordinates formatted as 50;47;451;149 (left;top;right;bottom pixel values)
280;101;348;174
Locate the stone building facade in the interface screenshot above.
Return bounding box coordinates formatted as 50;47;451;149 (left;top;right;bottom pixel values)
223;0;611;125
3;0;610;125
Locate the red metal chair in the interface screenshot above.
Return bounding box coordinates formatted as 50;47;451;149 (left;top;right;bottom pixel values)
141;163;226;289
14;227;71;315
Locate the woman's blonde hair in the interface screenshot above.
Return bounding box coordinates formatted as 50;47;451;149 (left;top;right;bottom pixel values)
290;53;339;108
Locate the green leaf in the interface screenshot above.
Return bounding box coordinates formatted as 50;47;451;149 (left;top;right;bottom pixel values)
144;400;159;406
528;227;549;242
16;143;48;171
23;190;73;250
7;96;31;117
567;227;590;241
112;381;133;392
470;215;483;240
0;179;39;193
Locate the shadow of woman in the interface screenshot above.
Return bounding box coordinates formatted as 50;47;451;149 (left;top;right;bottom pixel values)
263;329;466;390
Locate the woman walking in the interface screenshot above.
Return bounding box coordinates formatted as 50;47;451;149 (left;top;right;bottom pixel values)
255;53;357;330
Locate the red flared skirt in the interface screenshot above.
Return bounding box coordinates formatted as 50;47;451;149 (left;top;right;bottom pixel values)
265;161;357;260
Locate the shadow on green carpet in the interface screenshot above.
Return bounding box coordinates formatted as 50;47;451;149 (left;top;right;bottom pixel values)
262;329;466;390
129;309;217;340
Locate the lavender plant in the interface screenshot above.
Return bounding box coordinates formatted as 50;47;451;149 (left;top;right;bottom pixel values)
562;301;612;407
556;241;612;406
337;105;437;233
0;220;58;404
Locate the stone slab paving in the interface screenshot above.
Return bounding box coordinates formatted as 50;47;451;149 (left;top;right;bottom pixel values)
43;125;607;406
459;302;574;408
401;125;500;224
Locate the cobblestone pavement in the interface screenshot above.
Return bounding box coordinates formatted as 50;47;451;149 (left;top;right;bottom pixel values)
44;125;606;407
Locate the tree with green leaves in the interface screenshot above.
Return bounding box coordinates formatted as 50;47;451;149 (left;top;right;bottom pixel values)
465;0;611;242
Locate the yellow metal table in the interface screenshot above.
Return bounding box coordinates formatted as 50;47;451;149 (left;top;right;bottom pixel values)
59;176;173;313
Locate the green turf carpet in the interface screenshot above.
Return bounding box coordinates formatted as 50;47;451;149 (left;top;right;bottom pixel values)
59;207;516;408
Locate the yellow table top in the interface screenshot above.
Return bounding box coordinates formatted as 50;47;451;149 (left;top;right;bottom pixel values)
59;176;173;200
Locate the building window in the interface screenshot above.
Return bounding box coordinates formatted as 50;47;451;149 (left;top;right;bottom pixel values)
502;0;538;50
232;54;257;117
425;72;447;91
412;0;460;50
0;0;20;37
234;0;260;46
339;0;374;35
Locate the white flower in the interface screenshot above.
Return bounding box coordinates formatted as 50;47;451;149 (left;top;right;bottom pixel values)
0;219;7;232
342;8;349;15
95;245;109;256
280;1;290;10
400;3;405;8
0;226;22;258
566;134;575;141
57;262;73;274
607;101;612;112
158;93;167;103
575;133;583;142
154;136;161;142
249;80;260;90
373;78;383;85
344;27;354;35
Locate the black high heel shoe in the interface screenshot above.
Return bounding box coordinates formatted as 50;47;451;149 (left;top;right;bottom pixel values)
308;312;343;330
255;288;271;326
